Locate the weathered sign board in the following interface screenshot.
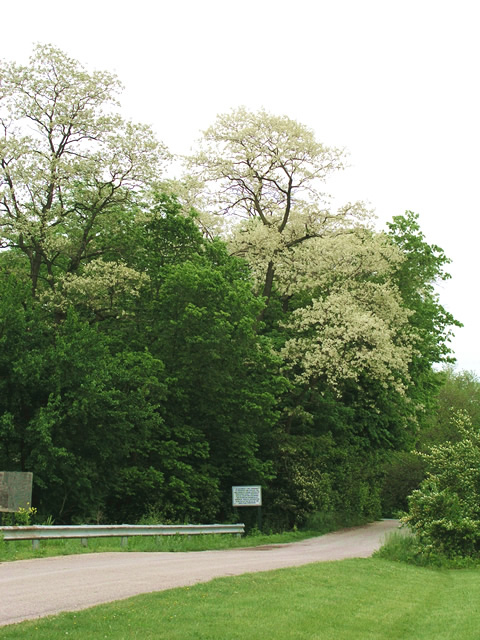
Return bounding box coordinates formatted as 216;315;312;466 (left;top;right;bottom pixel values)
232;485;262;507
0;471;33;512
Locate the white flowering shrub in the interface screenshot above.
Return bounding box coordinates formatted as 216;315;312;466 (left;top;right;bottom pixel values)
403;413;480;556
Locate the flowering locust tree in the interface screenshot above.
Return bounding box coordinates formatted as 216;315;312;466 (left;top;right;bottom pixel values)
187;108;368;303
187;108;415;397
0;44;168;296
187;111;459;525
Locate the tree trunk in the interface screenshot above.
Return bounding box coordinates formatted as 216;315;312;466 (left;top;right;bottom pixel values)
257;260;275;322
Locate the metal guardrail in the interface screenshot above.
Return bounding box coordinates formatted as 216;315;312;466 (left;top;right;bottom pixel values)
0;523;245;549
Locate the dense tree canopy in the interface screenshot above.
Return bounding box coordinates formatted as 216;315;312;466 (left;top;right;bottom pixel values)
0;197;281;523
0;47;462;528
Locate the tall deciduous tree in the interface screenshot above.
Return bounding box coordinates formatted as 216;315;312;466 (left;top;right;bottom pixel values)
0;44;168;294
185;109;429;528
0;196;282;524
386;211;462;430
187;107;369;311
187;109;414;398
124;196;282;520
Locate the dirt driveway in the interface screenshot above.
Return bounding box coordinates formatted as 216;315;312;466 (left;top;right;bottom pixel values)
0;519;399;627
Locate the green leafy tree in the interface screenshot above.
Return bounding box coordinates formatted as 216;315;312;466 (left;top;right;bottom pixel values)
420;368;480;446
0;195;283;524
186;111;461;528
0;275;170;522
125;196;283;521
379;368;479;518
379;214;462;516
386;211;462;423
0;269;50;472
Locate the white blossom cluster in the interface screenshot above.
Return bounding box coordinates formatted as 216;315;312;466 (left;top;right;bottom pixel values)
281;282;415;395
42;259;149;317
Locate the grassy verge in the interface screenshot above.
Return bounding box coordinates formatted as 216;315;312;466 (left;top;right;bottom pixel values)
374;530;480;569
2;558;480;639
0;529;319;562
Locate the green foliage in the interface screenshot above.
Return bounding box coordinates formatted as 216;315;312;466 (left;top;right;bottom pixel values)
420;367;480;446
0;194;281;525
380;451;426;516
122;196;282;523
265;428;383;530
0;48;462;530
386;211;462;428
403;413;480;557
0;288;170;522
12;504;37;526
381;368;480;518
375;530;480;569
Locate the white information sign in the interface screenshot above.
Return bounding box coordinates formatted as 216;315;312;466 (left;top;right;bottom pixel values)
232;485;262;507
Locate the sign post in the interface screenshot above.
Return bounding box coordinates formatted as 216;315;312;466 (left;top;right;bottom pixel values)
232;485;262;531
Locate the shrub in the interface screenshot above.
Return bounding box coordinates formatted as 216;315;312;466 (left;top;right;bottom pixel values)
403;413;480;557
375;530;480;569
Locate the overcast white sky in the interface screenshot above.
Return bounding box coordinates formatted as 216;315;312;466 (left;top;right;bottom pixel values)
3;0;479;373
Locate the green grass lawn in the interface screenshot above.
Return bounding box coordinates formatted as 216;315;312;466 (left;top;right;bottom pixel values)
2;557;480;639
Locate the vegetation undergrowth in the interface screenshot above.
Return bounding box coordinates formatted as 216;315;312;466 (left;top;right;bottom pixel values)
374;530;480;570
3;558;480;639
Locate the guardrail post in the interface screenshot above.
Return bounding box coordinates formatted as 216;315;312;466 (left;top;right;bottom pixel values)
121;536;128;547
81;538;88;547
32;539;40;550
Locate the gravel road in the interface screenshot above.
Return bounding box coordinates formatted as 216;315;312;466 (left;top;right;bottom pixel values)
0;519;399;627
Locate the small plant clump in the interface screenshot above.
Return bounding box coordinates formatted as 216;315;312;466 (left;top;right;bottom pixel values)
14;504;38;526
0;504;38;527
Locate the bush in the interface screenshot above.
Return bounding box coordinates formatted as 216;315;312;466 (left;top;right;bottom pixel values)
402;413;480;557
375;530;480;569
